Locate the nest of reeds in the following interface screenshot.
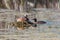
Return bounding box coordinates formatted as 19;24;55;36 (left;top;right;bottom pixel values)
10;21;31;30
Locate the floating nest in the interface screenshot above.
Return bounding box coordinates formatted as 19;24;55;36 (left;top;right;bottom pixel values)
10;21;31;30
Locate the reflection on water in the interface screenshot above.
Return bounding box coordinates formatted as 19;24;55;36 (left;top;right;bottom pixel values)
38;20;60;34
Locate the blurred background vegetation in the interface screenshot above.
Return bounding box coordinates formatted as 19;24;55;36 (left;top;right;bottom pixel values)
0;0;59;11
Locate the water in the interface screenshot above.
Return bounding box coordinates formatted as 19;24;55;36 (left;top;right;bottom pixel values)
0;9;60;40
38;20;60;34
0;20;59;35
